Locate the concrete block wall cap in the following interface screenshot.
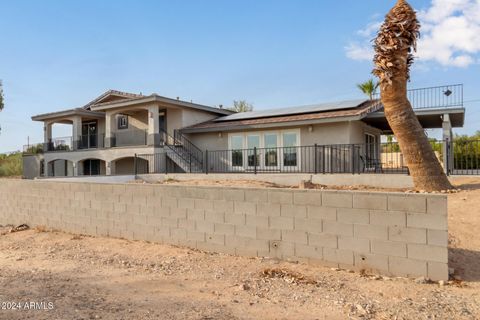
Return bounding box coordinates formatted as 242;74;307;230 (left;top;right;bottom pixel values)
16;180;446;199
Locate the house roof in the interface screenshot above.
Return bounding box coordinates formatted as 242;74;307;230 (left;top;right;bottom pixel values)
82;90;145;110
31;108;105;122
181;100;383;133
213;99;368;122
88;93;234;115
32;90;234;121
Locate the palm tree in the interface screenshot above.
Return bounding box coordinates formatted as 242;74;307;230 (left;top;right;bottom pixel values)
373;0;452;191
229;100;253;113
357;79;379;100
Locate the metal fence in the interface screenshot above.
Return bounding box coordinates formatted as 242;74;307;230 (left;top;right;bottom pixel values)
51;136;74;151
135;139;480;176
450;139;480;175
204;143;410;174
135;142;411;175
78;134;105;149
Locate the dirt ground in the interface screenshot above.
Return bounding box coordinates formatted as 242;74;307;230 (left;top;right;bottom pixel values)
0;177;479;319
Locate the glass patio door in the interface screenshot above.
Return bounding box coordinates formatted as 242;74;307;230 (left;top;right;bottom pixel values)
81;122;98;149
264;133;278;170
282;132;299;170
230;135;244;169
246;135;260;170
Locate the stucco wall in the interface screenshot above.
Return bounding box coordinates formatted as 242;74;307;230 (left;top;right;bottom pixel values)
22;155;42;179
166;108;183;135
0;180;448;280
181;108;218;130
186;121;378;152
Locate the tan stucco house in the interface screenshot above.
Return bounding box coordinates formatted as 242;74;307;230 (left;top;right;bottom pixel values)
23;86;465;178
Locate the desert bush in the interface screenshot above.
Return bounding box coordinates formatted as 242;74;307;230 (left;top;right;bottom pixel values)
0;152;22;177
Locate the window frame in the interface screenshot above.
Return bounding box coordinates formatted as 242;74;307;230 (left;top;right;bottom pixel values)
229;134;244;168
117;114;129;130
227;129;301;171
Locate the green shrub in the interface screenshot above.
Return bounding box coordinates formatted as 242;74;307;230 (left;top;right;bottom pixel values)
0;152;23;177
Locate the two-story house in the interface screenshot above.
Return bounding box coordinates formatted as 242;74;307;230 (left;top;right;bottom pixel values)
23;85;465;178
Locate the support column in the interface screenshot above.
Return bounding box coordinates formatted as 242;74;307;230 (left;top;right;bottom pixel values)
442;114;453;174
43;122;53;151
72;116;82;150
77;161;84;176
105;111;115;148
147;105;160;146
106;161;115;176
44;160;51;177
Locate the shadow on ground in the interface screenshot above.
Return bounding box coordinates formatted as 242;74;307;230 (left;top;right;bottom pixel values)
455;182;480;190
449;247;480;282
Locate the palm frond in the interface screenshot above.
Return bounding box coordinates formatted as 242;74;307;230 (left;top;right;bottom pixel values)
372;0;420;86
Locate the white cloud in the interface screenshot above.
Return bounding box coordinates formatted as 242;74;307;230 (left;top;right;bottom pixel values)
345;0;480;68
345;43;373;61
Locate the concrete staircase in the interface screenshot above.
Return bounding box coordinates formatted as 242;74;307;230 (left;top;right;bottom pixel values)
161;129;204;173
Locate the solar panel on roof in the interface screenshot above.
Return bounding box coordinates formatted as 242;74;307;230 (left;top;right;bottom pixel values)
213;99;367;122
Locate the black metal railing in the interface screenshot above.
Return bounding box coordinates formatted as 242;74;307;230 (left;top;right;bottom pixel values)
174;130;203;165
136;142;412;175
130;139;480;176
78;134;104;149
205;143;409;174
159;129;203;172
374;84;463;109
43;137;73;152
451;139;480;175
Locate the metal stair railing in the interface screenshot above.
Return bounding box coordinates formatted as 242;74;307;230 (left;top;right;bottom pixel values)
173;129;203;166
160;128;203;173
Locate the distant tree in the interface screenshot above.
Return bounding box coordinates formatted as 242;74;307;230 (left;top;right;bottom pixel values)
357;79;379;100
228;100;253;113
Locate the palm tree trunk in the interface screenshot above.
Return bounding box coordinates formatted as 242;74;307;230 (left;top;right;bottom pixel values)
381;77;452;191
374;0;452;191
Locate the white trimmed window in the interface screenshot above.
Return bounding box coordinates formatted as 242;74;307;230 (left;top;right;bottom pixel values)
228;129;300;170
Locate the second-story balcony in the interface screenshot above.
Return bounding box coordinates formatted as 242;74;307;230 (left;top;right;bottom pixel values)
373;84;464;110
45;136;74;152
78;134;105;150
23;130;150;154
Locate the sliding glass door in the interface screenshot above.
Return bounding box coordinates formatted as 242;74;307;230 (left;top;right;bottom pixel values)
264;133;278;168
228;129;300;172
230;135;243;168
246;135;260;169
282;132;299;168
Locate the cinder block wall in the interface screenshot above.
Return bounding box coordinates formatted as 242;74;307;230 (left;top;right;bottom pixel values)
0;180;448;280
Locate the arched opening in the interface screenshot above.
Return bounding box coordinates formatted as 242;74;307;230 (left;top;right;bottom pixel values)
112;157;149;175
47;159;74;177
79;158;106;176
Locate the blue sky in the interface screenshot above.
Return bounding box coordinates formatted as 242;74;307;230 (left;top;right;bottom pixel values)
0;0;479;152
